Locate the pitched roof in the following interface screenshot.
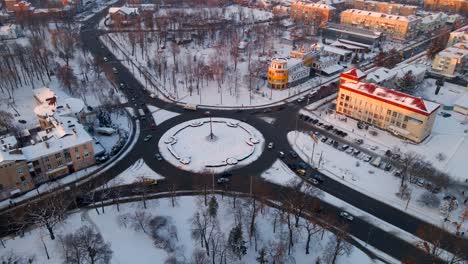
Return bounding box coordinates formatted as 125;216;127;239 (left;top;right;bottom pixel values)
340;82;440;115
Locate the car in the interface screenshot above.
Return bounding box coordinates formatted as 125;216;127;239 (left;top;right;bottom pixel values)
340;132;348;138
312;119;319;124
155;153;163;161
95;154;109;164
340;145;349;151
268;142;274;149
353;150;361;156
345;147;354;154
313;131;320;136
311;178;320;185
204;111;211;116
289;151;298;158
296;169;306;176
370;145;378;151
313;174;324;182
103;57;108;62
363;155;372;162
144;135;153;142
339;211;354;221
297;161;307;169
119;83;125;88
112;67;118;73
354;139;364;145
394;170;402;178
298;114;305;119
149;93;156;98
326;139;333;145
321;137;328;143
297;97;305;103
384;163;392;171
278;151;285;158
217;177;230;184
317;122;323;127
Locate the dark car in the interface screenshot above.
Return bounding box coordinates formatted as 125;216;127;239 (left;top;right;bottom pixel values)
289;151;298;158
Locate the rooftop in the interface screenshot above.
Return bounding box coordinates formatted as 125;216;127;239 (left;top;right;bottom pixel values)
292;1;336;10
343;9;419;22
340;82;440;115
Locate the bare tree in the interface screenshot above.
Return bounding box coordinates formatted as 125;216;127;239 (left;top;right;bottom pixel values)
0;250;35;264
415;225;445;261
59;225;112;264
323;227;353;264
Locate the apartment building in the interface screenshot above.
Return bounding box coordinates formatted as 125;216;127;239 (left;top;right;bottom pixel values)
431;40;468;77
290;2;336;24
0;91;95;200
351;0;418;16
336;69;440;143
340;9;420;40
447;25;468;46
424;0;468;15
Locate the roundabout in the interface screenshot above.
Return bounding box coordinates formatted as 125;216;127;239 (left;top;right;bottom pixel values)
158;117;265;173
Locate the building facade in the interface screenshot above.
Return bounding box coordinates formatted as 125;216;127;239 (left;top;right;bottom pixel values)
340;9;420;40
351;0;418;16
431;40;468;77
290;2;336;24
336;69;440;143
267;56;311;90
424;0;468;15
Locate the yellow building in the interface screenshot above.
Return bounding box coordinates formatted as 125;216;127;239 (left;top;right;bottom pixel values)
336;69;440;143
351;0;418;16
340;9;420;40
268;58;289;90
290;2;336;24
267;55;312;90
431;40;468;77
424;0;468;14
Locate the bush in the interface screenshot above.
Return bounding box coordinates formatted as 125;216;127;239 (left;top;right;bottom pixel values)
418;191;440;208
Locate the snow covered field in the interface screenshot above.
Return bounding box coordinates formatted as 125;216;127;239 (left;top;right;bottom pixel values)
261;159;298;185
417;78;468;107
287;131;468;235
1;195;385;264
158;118;264;173
146;104;180;125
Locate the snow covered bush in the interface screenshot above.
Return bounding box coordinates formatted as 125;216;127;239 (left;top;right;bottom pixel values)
418;191;440;208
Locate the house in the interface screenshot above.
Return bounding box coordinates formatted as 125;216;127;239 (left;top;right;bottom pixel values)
431;39;468;78
108;6;139;25
419;12;448;33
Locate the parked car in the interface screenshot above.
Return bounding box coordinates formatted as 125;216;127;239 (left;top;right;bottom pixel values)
297;97;305;103
268;142;274;149
311;178;320;185
363;155;372;162
217;177;230;184
340;211;354;221
345;147;354;154
103;57;108;62
278;151;285;158
384;163;392;171
312;174;324;183
155;153;163;161
289;151;298;158
321;137;328;143
340;145;349;151
353;150;361;156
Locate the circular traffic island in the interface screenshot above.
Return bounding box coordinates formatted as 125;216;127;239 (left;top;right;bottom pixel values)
158;117;264;173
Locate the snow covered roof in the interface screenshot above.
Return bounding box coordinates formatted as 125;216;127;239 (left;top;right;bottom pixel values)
109;6;139;16
323;45;352;56
33;87;55;104
438;40;468;59
366;67;397;83
292;1;336;10
454;94;468;109
421;12;448;25
340;82;440;115
341;68;367;80
343;9;419;22
321;64;344;74
34;97;84;118
0;24;15;35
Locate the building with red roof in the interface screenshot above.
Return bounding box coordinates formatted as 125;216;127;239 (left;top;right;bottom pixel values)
336;69;440;142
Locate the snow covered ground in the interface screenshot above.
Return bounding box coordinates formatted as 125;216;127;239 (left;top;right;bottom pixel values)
261;159;298;185
158;118;265;173
106;158;165;187
146;104;180;125
417;78;468;107
1;195;386;264
287;131;468;235
303;105;468;183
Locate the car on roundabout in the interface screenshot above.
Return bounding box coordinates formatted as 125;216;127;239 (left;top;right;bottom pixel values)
340;211;354;221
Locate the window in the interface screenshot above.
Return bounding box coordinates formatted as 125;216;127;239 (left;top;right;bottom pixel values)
84;152;89;157
55;153;61;159
76;155;81;160
340;94;345;99
83;144;88;150
345;95;350;101
392;112;397;117
44;157;49;162
396;121;401;127
404;116;409;122
339;102;343;106
387;110;391;115
17;168;23;174
47;164;52;170
402;123;407;129
57;160;63;166
75;147;79;153
20;176;25;182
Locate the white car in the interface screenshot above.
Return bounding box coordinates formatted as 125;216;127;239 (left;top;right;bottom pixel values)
268;142;274;149
149;93;156;98
340;211;354;221
103;57;108;62
297;97;305;103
